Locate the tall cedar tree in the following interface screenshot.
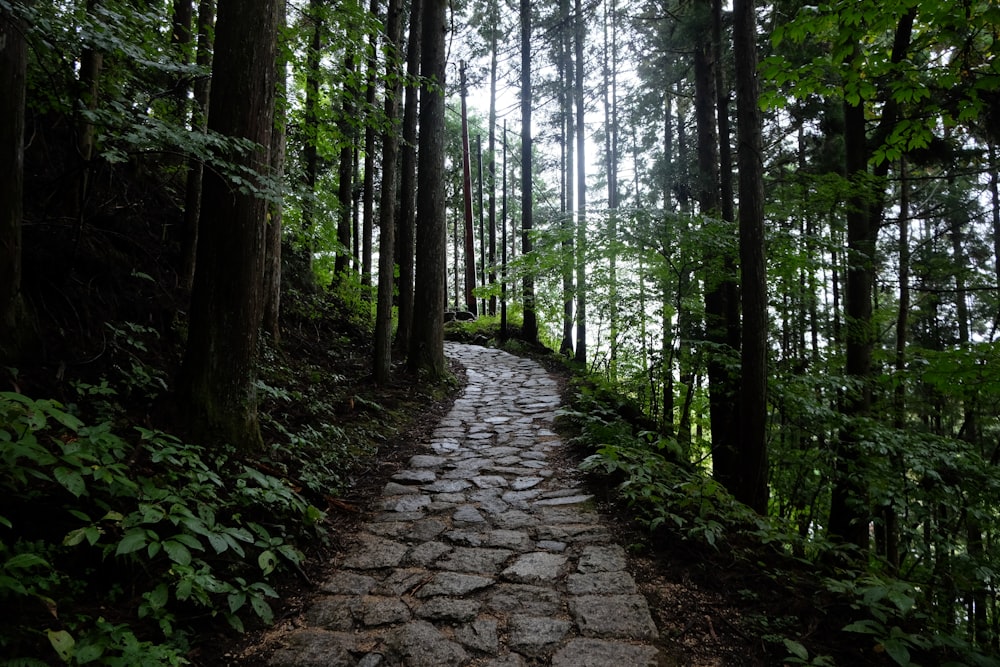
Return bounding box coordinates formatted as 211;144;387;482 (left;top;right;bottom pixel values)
408;0;448;376
395;0;421;353
0;3;33;365
520;0;538;343
374;0;404;383
178;0;278;451
733;0;768;513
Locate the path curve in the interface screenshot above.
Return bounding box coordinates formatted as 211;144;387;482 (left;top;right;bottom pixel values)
267;343;660;666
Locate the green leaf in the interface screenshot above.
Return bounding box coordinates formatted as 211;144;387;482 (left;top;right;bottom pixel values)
53;466;87;497
47;629;75;662
5;553;51;570
258;550;278;576
162;540;192;566
251;596;274;623
207;532;229;554
881;638;910;666
228;591;247;614
116;528;149;556
74;641;105;664
147;583;169;610
783;638;809;660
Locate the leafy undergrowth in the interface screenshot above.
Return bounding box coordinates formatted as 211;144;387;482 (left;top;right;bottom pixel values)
558;375;999;667
0;289;460;666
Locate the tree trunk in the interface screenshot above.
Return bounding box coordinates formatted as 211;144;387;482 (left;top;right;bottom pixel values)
178;0;278;452
395;0;421;351
693;1;739;489
603;0;619;378
573;0;587;363
181;0;215;291
460;61;478;316
0;2;34;365
408;0;447;376
335;54;357;278
362;0;380;288
374;0;403;383
733;0;768;513
487;6;499;316
520;0;537;343
263;0;287;343
560;0;575;356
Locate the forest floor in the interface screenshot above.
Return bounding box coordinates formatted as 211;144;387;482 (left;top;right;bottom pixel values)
198;326;778;667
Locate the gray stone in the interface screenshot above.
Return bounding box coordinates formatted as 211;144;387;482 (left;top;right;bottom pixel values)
267;629;356;667
320;572;377;595
483;655;527;667
385;494;432;513
406;541;452;566
422;479;472;493
569;595;659;639
578;544;628;573
392;469;437;484
416;572;495;597
534;494;594;506
508;615;572;656
455;619;499;654
501;552;568;584
453;505;487;524
303;596;355;630
405;518;448;542
359;596;411;626
510;476;544;490
472;475;510;489
535;524;611;543
435;547;514;574
566;572;638;595
536;540;566;552
492;510;538;529
409;454;448;468
488;584;562;615
383;621;469;667
372;568;431;596
552;638;659;667
341;534;409;569
416;597;482;622
383;481;420;495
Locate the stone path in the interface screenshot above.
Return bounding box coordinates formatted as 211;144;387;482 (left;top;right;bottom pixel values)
267;343;660;666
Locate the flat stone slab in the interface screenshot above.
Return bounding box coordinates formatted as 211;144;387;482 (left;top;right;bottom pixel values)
383;621;469;667
508;615;572;656
416;572;495;598
566;571;638;595
577;544;629;573
341;534;408;570
569;595;659;640
501;552;568;584
552;638;660;667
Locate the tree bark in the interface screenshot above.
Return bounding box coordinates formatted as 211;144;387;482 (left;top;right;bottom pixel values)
178;0;278;452
374;0;403;383
0;2;34;365
395;0;421;352
520;0;538;343
733;0;768;513
408;0;448;376
263;0;287;343
460;61;478;316
181;0;215;291
573;0;587;362
335;54;357;278
362;0;380;288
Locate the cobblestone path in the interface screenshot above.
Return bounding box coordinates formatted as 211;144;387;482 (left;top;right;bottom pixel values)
267;343;660;666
